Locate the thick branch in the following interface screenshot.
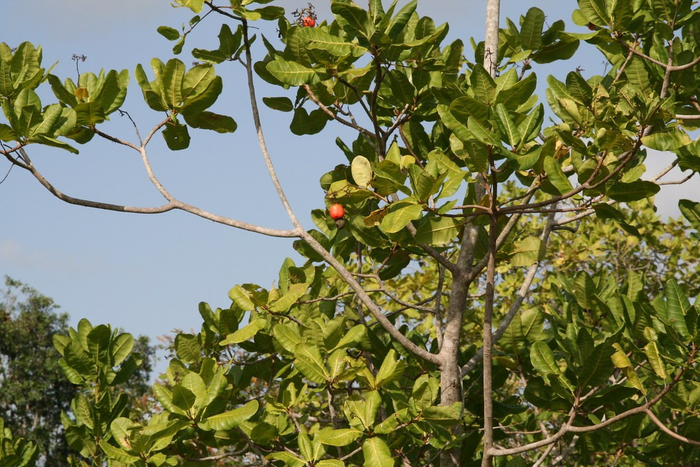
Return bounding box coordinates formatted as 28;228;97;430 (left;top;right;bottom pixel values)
299;230;442;366
461;209;556;377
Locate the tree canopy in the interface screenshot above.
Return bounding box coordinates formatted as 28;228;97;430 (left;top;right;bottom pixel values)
2;0;700;466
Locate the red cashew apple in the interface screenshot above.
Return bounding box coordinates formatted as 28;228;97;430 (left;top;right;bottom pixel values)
329;203;345;220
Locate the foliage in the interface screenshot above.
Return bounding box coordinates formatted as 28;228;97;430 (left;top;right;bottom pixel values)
0;278;155;467
2;0;700;466
0;277;76;465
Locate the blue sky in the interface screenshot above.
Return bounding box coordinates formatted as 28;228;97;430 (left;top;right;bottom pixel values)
1;0;694;364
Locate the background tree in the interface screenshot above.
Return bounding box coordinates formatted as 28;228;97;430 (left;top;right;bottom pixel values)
0;277;76;465
2;0;700;466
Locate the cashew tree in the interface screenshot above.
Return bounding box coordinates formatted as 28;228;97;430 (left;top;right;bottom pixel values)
2;0;700;465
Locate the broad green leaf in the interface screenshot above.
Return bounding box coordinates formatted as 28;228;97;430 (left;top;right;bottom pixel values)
134;64;167;111
263;96;294;112
316;428;362;447
578;0;610;26
157;26;181;41
204;400;259;431
229;285;256;310
517;104;544;145
494;103;521;147
182;64;216;102
543;156;573;194
174;334;201;364
375;349;404;388
362;437;394;467
607;181;660;202
171;385;196;411
99;440;140;463
317;460;345;467
577;343;615;388
351;155;373;188
663;279;691;340
380;202;423;234
331;324;366;351
0;123;17;141
679;199;700;230
642;130;692;152
161;59;185;109
220;318;266;345
183;111;237;133
268;451;305;467
269;282;307;313
644;341;667;380
303;28;364;57
530;341;559;386
267;58;321;86
180;76;223;116
173;0;204;13
294;345;329;383
510;236;541;267
162;120;190;150
414;216;460;246
273;322;302;354
521;7;545;50
470;64;496;105
110;333;134;367
497;73;537;111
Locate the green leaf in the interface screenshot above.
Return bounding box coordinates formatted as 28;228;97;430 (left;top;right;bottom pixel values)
173;0;204;13
331;324;366;351
362;437;394;467
663;279;691;340
494;103;521;147
294;345;328;383
521;7;545;50
644;341;667;380
171;385;196;411
162;120;190;150
642;130;692;151
380;202;423;234
543;156;573;194
269;282;307;313
578;0;610;26
161;59;186;109
268;451;305;467
135;64;166;111
679;199;700;230
578;343;615;388
351;155;373;188
174;334;201;364
414;216;460;246
530;341;560;386
110;333;134;367
204;400;259;430
0;123;17;141
607;181;660;202
157;26;181;41
316;428;362;447
183;111;237;133
470;64;496;105
263;96;294;112
375;349;404;388
266;58;321;86
220;318;266;345
229;285;256;310
510;236;541;267
99;440;140;463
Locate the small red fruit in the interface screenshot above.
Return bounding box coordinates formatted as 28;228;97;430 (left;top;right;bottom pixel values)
302;16;316;27
329;203;345;220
